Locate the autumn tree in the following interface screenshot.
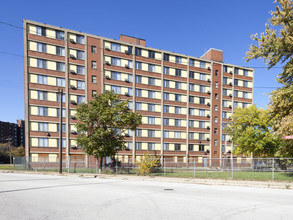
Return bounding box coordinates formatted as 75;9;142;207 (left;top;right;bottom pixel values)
228;105;281;157
75;91;142;173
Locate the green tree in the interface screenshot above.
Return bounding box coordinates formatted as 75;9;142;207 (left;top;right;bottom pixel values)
228;105;281;157
8;146;25;157
75;91;142;173
245;0;293;84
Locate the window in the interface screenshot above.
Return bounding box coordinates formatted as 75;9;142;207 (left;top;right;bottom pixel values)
111;85;121;94
37;75;47;84
77;95;85;104
135;75;142;84
175;119;181;126
92;76;97;83
163;118;169;126
199;121;205;128
175;144;181;151
189;108;194;115
163;80;169;88
36;26;46;36
56;78;65;87
128;88;133;96
214;117;218;123
189;96;194;103
56;62;65;71
128;60;133;68
188;144;194;151
91;46;97;54
57;124;66;133
214;140;218;146
175;107;181;114
175;82;181;89
76;50;84;60
175;56;182;64
200;85;206;93
57;108;66;118
135;48;141;56
163;67;169;75
148;117;155;124
243;92;248;98
111;72;121;80
37;43;46;53
243;81;248;87
175;69;181;77
223;100;227;107
199;97;205;105
223;77;228;84
214;128;218;134
234;67;239;75
199;109;205;117
199;145;205;151
128;101;133;110
37;59;46;69
38;138;48;147
223;66;228;73
148;143;155;150
148;50;155;59
215;70;218;76
76;35;84;44
38;107;48;116
92;90;97;97
135;142;142;150
199;133;205;140
148;77;155;85
188;132;194;140
92;61;97;69
175;94;181;102
56;47;65;56
135;129;142;137
242;103;248;108
38;91;47;100
135;61;142;70
223;89;227;96
148;104;155;112
77;81;85;90
200;61;206;69
135;89;142;97
215;105;218;111
163;92;169;100
189;120;194;128
148;130;155;138
189;71;195;79
38;122;48;131
111;43;121;52
127;142;133;150
56;31;64;40
189;83;194;91
174;131;181;139
128;74;133;82
135;102;142;110
189;59;195;66
234;79;239;86
215;93;219;100
163;143;169;151
163;105;169;113
200;73;206;81
127;46;132;55
243;69;248;76
148;91;155;98
234;101;238;108
163;54;169;61
234;90;238;97
148;64;155;72
215;82;219;88
111;57;121;66
222;112;227;119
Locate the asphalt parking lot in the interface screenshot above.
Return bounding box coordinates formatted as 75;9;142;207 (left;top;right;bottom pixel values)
1;173;293;219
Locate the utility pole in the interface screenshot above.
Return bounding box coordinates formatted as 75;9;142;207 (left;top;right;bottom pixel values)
58;88;63;174
6;137;13;164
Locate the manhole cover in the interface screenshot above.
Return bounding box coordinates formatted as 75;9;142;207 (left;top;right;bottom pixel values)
164;189;174;191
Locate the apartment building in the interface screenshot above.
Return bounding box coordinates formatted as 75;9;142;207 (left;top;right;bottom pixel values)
23;19;254;166
0;120;25;147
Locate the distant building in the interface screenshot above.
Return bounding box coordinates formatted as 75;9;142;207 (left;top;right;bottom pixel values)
0;120;25;147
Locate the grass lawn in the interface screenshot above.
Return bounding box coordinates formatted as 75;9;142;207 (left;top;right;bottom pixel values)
0;164;14;170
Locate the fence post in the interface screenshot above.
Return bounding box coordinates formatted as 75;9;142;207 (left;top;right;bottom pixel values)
232;156;234;180
193;158;195;178
164;158;166;177
68;155;70;173
116;160;118;174
272;158;274;181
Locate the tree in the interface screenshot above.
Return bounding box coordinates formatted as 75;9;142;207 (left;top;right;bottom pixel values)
136;154;160;176
245;0;293;84
75;91;142;173
7;146;25;158
228;105;281;157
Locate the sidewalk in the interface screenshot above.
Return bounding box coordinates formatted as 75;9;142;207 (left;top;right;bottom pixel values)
1;169;292;190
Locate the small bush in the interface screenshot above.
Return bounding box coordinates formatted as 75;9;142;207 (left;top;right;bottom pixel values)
136;154;160;176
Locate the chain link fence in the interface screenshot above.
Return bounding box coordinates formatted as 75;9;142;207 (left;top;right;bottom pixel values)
12;156;293;181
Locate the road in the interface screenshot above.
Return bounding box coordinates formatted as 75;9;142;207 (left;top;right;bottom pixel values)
0;173;292;219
